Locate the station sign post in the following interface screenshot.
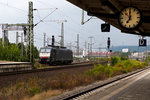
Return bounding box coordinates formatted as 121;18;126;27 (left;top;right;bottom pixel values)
139;39;147;47
138;39;147;60
101;23;110;32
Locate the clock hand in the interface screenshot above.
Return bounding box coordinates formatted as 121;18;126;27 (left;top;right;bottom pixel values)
126;16;131;23
129;7;131;17
127;8;132;23
125;13;129;17
126;18;130;23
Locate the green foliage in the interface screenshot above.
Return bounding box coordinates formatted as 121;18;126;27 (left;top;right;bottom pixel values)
120;57;129;61
0;57;148;99
34;46;39;58
0;40;39;62
27;86;42;96
0;43;21;61
88;64;114;78
97;58;108;61
145;57;150;65
87;58;147;78
110;56;120;66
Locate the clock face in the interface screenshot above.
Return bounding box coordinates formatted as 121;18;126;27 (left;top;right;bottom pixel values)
119;7;142;29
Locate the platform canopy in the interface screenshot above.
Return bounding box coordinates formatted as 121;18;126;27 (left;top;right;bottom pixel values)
67;0;150;36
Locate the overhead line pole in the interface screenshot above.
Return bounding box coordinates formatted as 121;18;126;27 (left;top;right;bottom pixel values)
85;40;87;55
1;1;34;64
88;43;90;58
43;20;67;47
16;32;19;45
60;22;64;47
77;34;80;56
27;1;34;63
21;33;24;56
2;24;8;47
81;10;84;25
88;36;94;56
43;33;46;47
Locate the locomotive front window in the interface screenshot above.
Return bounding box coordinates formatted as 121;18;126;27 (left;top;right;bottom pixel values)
45;48;51;52
40;48;51;53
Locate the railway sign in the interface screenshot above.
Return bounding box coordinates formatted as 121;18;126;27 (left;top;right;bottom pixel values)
101;23;110;32
139;39;147;46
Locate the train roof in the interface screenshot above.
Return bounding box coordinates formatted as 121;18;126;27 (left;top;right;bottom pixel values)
40;46;72;51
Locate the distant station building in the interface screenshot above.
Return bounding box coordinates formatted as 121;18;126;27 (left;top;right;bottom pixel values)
73;50;85;58
73;49;113;58
122;48;130;53
87;52;114;58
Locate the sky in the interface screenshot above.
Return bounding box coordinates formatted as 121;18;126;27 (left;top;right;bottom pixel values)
0;0;149;50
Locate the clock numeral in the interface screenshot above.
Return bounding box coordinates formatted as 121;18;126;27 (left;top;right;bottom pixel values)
136;21;139;23
137;17;141;19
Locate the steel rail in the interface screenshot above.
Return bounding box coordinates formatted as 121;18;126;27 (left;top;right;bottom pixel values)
0;62;95;77
62;67;150;100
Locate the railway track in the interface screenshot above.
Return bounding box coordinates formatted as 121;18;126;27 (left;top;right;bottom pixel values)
0;62;32;72
49;66;150;100
0;62;96;77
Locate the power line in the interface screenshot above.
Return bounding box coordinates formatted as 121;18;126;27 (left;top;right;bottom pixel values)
33;0;56;8
34;2;97;46
35;8;55;10
3;0;99;41
0;1;27;13
34;8;58;26
32;0;96;37
26;1;102;49
36;10;42;21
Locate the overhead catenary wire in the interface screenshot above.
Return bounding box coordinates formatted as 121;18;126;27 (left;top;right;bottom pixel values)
31;0;98;48
4;0;93;38
36;8;55;10
36;10;42;21
0;1;27;13
32;0;97;36
34;8;58;26
3;0;101;49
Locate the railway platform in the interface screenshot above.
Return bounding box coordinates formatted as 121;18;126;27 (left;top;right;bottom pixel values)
0;61;32;72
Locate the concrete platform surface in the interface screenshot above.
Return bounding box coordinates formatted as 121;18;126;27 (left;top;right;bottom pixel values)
86;68;150;100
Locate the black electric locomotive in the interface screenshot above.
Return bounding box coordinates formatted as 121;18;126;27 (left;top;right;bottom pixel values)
39;46;73;65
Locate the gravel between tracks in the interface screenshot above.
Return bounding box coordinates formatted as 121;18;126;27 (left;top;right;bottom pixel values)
0;64;94;88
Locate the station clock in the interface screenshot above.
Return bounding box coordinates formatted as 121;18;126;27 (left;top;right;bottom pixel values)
118;6;142;30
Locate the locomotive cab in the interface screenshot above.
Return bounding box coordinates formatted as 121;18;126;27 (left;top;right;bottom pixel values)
39;46;73;65
39;47;51;64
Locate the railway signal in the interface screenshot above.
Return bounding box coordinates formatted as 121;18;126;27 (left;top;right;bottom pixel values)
107;37;111;50
23;27;27;36
52;35;55;46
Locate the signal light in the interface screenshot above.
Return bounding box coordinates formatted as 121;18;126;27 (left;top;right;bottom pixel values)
42;57;48;59
23;27;27;35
